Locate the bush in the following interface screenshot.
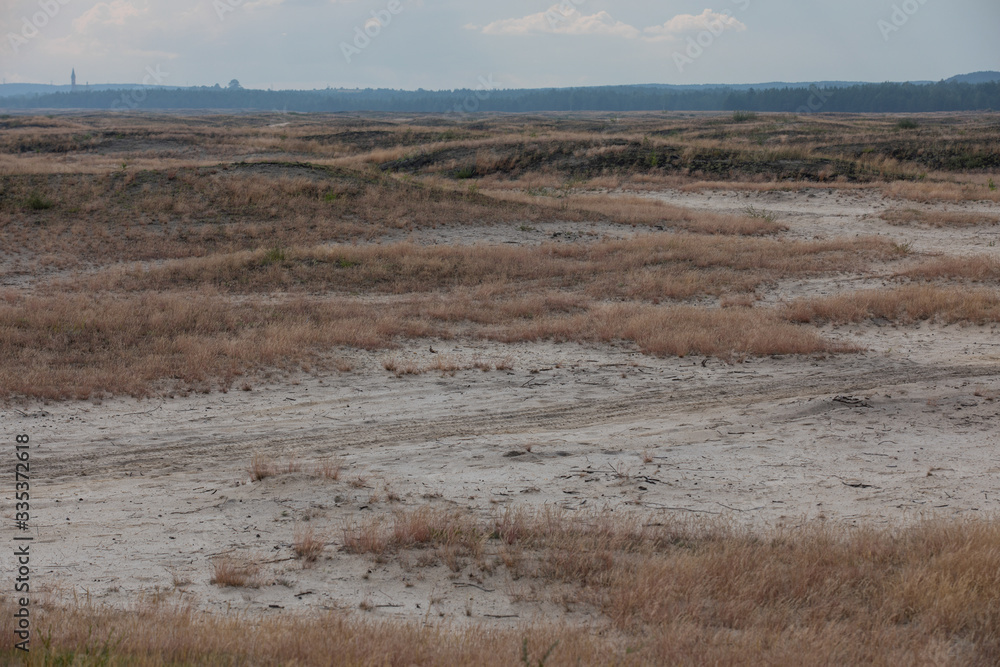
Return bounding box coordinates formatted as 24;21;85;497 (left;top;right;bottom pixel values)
896;118;919;130
732;110;757;123
262;245;287;265
26;193;53;210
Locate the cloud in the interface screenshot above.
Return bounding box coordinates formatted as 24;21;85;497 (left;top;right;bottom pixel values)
244;0;286;9
643;9;747;42
478;5;640;39
73;0;144;34
474;7;747;43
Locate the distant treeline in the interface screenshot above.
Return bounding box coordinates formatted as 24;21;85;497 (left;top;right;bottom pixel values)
2;81;998;114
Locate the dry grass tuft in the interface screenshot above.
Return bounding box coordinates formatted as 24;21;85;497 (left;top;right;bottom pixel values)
209;556;263;588
248;453;275;482
383;356;421;377
293;525;326;565
316;458;343;481
342;507;487;562
341;516;391;555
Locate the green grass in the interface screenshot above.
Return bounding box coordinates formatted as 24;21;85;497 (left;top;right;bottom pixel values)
25;192;53;210
262;245;287;265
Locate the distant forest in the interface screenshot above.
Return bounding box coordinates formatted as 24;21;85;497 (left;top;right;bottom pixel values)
2;81;998;114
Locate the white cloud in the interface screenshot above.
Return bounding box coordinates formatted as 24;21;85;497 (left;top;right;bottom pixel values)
643;9;747;42
474;7;747;43
479;5;640;39
73;0;144;34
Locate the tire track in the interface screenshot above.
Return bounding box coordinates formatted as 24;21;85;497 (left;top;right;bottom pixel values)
40;362;998;480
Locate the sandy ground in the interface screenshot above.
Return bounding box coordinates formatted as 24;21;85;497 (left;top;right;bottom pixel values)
3;188;1000;624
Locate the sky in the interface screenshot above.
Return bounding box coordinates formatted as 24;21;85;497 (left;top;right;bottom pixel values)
1;0;998;90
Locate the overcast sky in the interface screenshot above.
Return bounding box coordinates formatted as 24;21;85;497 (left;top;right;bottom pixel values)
2;0;998;89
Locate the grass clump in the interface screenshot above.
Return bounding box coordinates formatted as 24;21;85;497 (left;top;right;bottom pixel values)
262;245;287;266
248;453;276;481
25;192;53;210
293;525;326;565
209;556;263;588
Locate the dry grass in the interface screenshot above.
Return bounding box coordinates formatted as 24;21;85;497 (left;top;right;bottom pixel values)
248;453;275;481
884;180;1000;203
383;354;511;377
250;454;341;483
344;508;1000;665
784;285;1000;325
12;513;1000;664
0;288;857;398
0;292;379;399
3;112;996;401
494;303;848;359
209;556;263;588
880;207;1000;227
316;458;343;481
86;235;897;298
0;227;904;398
343;507;486;557
479;189;786;235
900;255;1000;282
293;525;326;565
6;111;1000;665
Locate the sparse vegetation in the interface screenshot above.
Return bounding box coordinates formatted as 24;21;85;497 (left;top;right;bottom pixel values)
11;514;1000;664
3;109;1000;665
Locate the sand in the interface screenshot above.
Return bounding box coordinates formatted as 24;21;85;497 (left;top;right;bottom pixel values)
5;187;999;624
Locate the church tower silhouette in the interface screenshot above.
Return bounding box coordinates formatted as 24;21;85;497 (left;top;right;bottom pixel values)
71;68;76;91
